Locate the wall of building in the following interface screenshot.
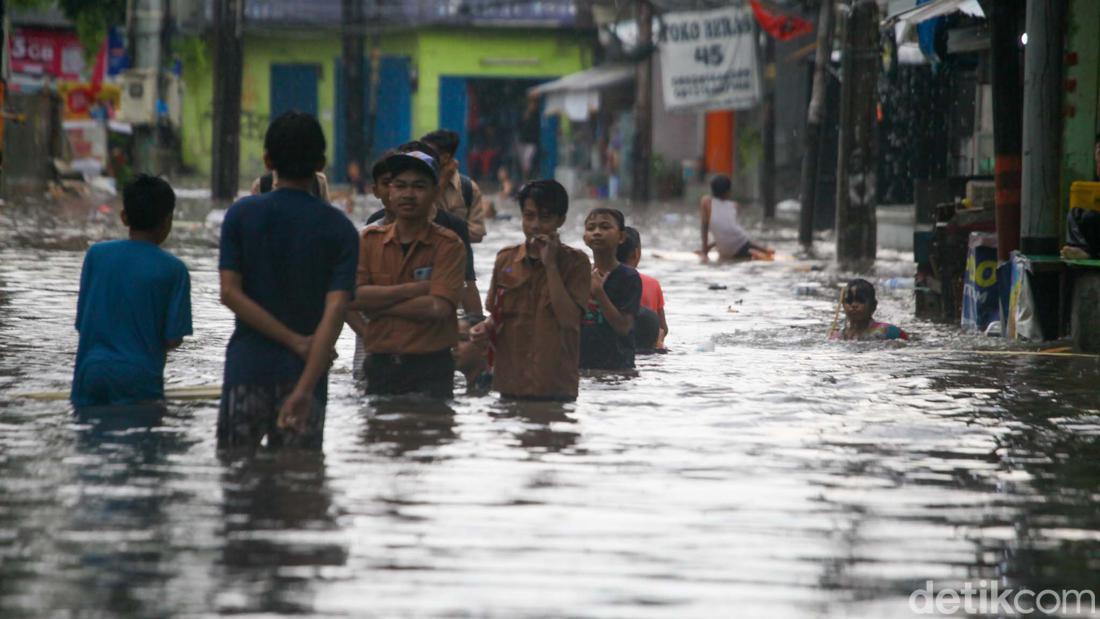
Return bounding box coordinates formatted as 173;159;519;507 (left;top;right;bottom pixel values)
651;55;703;167
411;27;592;138
1061;0;1100;226
179;28;587;183
181;32;341;182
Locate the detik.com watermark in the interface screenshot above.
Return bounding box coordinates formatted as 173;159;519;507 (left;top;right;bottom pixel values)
909;580;1096;615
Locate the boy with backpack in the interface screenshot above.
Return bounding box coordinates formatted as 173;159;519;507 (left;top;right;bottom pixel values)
422;129;488;243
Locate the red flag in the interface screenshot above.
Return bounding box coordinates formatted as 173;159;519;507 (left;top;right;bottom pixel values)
90;37;108;96
750;0;814;42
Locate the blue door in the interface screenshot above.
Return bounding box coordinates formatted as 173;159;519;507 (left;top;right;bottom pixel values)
438;76;469;174
270;64;319;119
334;56;412;181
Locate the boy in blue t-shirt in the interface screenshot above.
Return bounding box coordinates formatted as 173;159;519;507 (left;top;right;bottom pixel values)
72;174;192;408
217;111;359;451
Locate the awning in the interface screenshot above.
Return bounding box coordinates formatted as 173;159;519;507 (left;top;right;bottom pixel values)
528;64;634;121
884;0;985;28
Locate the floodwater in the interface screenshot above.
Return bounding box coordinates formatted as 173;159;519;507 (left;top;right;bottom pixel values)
2;195;1100;618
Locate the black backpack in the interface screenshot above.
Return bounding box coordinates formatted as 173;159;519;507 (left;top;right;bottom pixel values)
459;174;474;214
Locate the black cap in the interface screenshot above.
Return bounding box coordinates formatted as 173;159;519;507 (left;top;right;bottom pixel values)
385;150;439;184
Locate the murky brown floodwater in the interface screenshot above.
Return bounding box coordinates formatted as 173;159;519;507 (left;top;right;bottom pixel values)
2;195;1100;618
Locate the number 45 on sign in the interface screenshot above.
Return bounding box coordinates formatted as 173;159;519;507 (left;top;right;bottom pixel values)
694;44;724;66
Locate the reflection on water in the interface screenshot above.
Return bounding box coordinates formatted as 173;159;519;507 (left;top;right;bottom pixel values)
361;397;458;458
490;399;581;454
3;197;1100;616
217;451;346;615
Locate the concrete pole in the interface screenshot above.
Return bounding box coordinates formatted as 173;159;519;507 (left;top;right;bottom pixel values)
342;0;366;177
133;0;163;73
798;0;836;249
1019;0;1066;255
761;33;776;220
211;0;244;201
1;1;8;84
990;0;1024;263
132;0;165;170
631;0;653;203
834;0;878;270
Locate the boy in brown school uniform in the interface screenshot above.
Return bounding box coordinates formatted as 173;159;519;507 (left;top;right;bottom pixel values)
471;179;591;401
422;129;489;242
352;148;467;398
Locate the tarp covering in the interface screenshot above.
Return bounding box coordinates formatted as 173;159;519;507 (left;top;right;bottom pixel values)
529;64;634;121
885;0;984;27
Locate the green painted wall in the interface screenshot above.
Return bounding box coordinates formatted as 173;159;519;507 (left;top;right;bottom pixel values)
1061;0;1100;232
181;33;342;184
411;27;592;137
179;27;592;183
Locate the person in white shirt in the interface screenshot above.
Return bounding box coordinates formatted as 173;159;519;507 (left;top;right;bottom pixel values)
698;174;774;262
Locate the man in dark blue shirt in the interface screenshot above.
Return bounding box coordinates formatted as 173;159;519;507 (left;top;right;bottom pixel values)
217;111;359;450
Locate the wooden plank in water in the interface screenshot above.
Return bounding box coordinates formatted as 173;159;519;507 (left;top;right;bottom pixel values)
13;385;223;402
898;349;1099;359
649;250;793;263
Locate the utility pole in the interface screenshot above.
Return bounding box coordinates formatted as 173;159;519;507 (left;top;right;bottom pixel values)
761;33;776;220
797;0;836;249
990;0;1024;263
211;0;243;201
834;0;878;270
365;39;381;162
631;0;653;203
342;0;365;177
1019;0;1065;255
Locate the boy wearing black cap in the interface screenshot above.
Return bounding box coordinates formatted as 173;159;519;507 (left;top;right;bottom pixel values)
364;142;483;319
471;179;591;400
352;148;467;397
217;111;359;450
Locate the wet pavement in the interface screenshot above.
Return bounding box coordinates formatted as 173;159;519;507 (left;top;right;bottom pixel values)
2;196;1100;617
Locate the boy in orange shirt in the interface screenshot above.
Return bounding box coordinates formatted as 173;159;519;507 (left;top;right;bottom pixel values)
617;227;667;350
352;149;467;398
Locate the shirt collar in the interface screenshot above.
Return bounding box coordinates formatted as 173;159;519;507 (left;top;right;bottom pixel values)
514;242;530;263
382;221;435;246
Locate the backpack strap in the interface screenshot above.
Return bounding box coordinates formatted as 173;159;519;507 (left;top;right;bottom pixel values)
259;172;274;193
460;174;474;214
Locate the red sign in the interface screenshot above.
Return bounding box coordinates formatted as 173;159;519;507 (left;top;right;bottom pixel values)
9;28;85;80
65;86;94;117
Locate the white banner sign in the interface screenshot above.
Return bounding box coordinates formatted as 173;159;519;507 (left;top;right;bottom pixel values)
659;3;761;111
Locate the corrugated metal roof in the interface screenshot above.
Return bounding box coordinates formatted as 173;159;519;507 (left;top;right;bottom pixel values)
182;0;585;31
10;7;74;28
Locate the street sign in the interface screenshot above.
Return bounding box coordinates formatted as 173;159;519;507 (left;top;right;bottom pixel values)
658;3;761;111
